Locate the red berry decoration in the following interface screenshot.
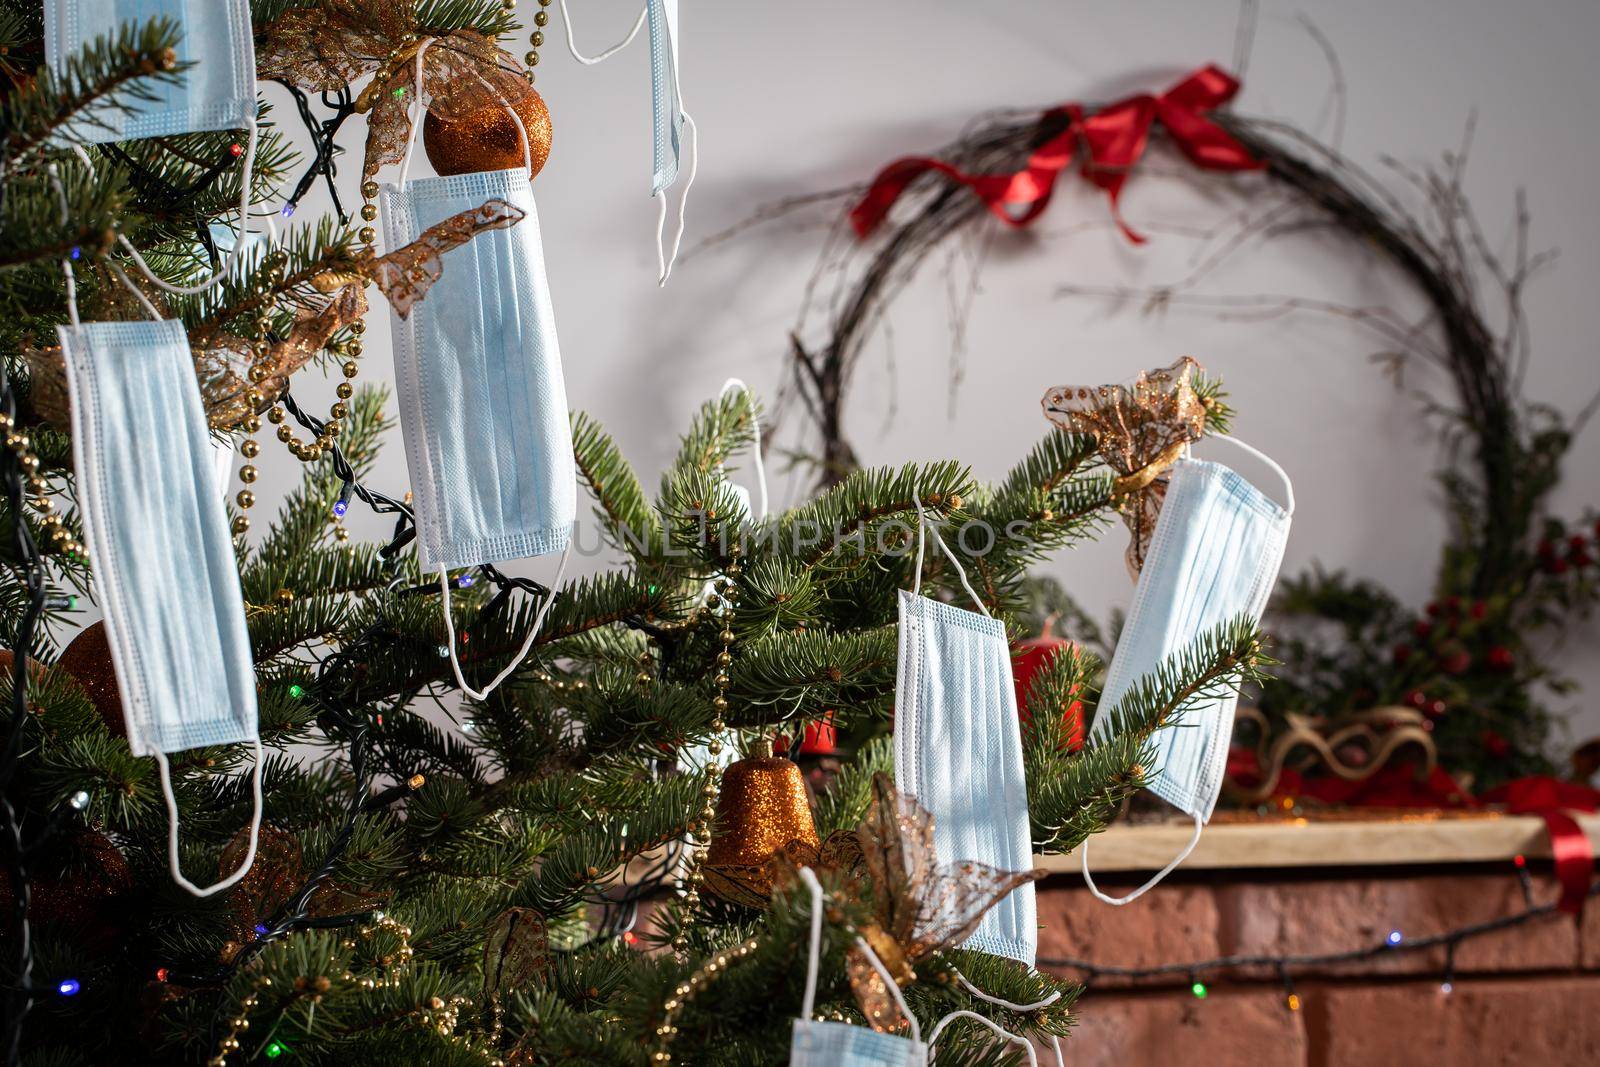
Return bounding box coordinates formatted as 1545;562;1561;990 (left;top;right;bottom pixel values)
1569;534;1588;552
1573;548;1594;568
1482;729;1512;759
1412;620;1433;640
1425;601;1442;617
1548;558;1569;575
1469;600;1488;621
1392;643;1413;665
1405;689;1428;710
1426;699;1448;718
1537;539;1557;559
1487;646;1515;672
1440;647;1472;675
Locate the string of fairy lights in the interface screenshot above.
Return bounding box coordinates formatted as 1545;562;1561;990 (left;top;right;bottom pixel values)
1038;856;1598;1010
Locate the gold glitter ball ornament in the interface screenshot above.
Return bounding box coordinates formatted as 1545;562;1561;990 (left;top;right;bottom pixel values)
57;620;126;738
702;739;819;903
423;85;553;179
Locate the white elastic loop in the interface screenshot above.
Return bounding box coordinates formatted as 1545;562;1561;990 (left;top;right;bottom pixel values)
951;970;1065;1067
654;109;697;285
953;971;1060;1012
928;1010;1038;1067
852;936;921;1044
910;501;989;617
798;867;825;1020
155;738;264;897
1207;433;1295;516
718;377;767;520
441;538;573;702
48;164;80;328
558;0;648;64
117;115;262;296
1080;812;1203;905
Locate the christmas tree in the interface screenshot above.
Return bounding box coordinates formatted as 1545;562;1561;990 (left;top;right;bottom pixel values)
0;3;1264;1064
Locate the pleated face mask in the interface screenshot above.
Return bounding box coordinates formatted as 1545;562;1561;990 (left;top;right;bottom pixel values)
47;0;257;142
1082;435;1293;904
893;507;1036;965
59;319;262;897
382;49;576;704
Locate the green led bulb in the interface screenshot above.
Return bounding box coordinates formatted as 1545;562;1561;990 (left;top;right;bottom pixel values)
265;1040;287;1059
1191;981;1207;999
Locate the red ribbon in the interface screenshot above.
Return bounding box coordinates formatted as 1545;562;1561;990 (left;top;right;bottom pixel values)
849;64;1263;243
1481;777;1599;916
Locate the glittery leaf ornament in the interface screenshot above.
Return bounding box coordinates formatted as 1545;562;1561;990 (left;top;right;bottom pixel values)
1041;356;1209;577
482;907;551;1002
256;0;403;94
774;775;1043;1032
360;31;530;179
369;197;525;317
197;281;370;430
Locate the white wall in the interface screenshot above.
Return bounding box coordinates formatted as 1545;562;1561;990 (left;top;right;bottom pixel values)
257;0;1600;743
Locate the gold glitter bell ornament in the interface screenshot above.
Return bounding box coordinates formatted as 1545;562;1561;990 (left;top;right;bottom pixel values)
704;738;819;877
423;85;553;179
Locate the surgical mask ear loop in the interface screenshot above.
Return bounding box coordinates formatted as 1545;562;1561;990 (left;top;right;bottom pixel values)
798;867;826;1020
440;539;573;703
718;377;768;521
558;0;648;63
1205;433;1296;516
909;499;989;617
155;738;265;897
947;970;1066;1067
1080;811;1203;905
796;868;921;1044
116;114;265;296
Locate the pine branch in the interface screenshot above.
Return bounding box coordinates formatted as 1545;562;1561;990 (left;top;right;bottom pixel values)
0;18;185;170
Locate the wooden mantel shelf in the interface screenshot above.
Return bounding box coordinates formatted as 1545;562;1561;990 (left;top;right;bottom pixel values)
1034;811;1600;873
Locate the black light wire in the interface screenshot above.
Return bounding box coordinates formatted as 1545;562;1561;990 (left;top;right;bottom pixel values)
1042;873;1600;996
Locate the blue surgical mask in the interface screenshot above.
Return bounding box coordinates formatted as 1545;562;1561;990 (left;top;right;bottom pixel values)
647;0;697;282
47;0;257;142
58;319;263;897
894;508;1036;965
380;166;576;577
1082;435;1293;903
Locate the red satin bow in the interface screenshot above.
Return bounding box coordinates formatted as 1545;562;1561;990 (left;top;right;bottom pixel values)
1481;777;1599;916
849;64;1263;243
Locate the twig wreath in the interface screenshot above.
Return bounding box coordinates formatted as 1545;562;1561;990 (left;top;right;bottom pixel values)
704;60;1600;793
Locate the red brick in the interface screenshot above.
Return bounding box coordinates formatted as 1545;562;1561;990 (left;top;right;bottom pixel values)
1219;871;1578;979
1582;890;1600;970
1060;986;1306;1067
1308;975;1600;1067
1036;875;1222;987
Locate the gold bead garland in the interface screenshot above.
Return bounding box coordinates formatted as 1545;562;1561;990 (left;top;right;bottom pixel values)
207;913;420;1067
2;412;82;558
672;545;742;954
650;935;762;1064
